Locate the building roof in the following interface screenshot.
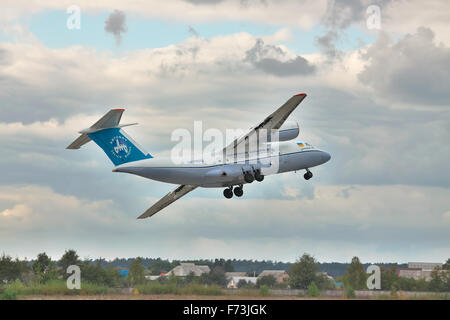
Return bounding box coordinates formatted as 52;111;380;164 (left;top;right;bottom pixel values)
225;272;247;278
168;263;210;276
408;262;443;271
258;270;288;279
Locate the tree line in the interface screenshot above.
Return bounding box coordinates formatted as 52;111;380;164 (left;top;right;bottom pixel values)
1;251;449;292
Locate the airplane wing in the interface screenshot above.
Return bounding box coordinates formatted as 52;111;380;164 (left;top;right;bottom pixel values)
137;185;197;219
223;93;307;156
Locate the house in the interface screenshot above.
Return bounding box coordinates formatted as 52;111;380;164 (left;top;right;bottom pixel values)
145;275;161;281
257;270;289;283
408;262;442;271
167;263;210;277
397;262;443;281
227;276;258;289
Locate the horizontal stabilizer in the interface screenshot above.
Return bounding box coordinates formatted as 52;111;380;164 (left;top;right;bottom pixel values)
66;133;91;150
66;109;126;149
91;109;124;129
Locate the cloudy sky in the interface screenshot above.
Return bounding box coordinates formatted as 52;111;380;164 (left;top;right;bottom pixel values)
1;0;449;263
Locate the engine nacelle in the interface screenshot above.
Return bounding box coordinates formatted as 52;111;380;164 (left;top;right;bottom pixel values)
271;120;300;142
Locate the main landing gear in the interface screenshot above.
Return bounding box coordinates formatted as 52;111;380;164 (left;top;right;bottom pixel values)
223;185;243;199
223;187;233;199
304;169;313;180
223;169;265;199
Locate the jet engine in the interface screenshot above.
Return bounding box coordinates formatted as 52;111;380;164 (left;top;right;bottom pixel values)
271;120;300;142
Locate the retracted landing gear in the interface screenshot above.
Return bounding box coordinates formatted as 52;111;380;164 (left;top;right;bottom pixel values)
244;169;264;183
244;172;255;183
254;169;264;182
304;169;313;180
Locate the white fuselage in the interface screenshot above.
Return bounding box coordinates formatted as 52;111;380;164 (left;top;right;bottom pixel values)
113;141;331;188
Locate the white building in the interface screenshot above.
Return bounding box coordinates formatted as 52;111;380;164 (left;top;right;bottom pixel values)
227;276;258;289
398;262;443;281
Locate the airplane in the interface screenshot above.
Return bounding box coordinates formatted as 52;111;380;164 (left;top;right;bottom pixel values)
66;93;331;219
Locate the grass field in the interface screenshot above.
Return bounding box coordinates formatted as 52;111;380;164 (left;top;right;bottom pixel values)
2;280;448;300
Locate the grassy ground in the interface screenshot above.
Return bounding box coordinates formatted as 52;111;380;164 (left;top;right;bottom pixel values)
2;281;448;300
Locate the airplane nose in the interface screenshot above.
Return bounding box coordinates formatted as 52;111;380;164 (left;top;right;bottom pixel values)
321;151;331;163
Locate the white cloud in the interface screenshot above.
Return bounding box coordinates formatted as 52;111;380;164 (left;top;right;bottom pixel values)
1;1;450;262
1;183;449;261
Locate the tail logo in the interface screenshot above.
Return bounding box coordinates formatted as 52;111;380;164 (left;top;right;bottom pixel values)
110;136;131;159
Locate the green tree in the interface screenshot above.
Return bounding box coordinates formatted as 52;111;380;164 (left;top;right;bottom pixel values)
289;253;319;289
32;252;51;275
315;273;335;290
80;259;120;287
32;252;57;283
257;275;277;288
307;281;320;297
237;279;255;289
380;266;399;290
429;268;450;292
343;257;367;290
58;249;80;278
42;261;58;283
0;254;28;282
207;266;227;287
129;257;145;285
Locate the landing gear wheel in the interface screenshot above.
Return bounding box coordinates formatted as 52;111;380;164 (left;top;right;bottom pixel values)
255;170;264;182
304;171;313;180
234;187;243;197
244;172;255;183
223;188;233;199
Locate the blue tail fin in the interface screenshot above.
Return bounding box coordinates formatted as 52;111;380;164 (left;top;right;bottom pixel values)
66;109;152;166
88;128;152;166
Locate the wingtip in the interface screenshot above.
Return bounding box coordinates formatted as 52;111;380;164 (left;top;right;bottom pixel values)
112;108;125;111
294;93;307;97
